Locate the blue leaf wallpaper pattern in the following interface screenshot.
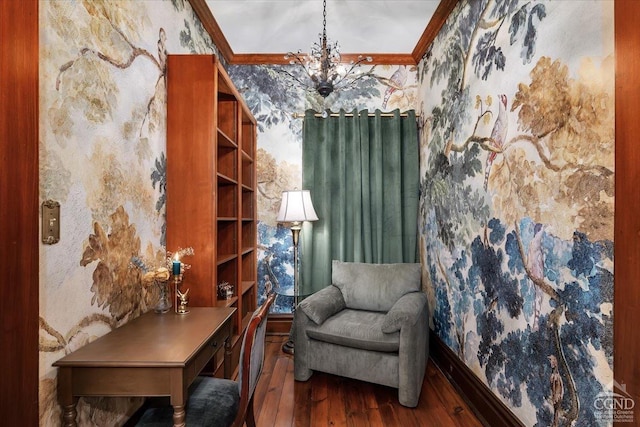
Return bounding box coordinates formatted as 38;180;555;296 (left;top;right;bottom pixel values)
416;1;614;425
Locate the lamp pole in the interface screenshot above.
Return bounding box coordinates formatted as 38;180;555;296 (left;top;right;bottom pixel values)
276;190;318;355
282;221;301;355
291;222;302;309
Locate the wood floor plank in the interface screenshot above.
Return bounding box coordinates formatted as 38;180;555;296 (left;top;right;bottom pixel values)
372;383;427;427
294;366;312;427
310;368;330;426
426;363;483;427
376;397;400;426
293;387;312;426
344;380;372;427
255;356;288;426
273;356;295;426
362;382;385;426
410;363;459;426
253;337;281;413
327;374;348;427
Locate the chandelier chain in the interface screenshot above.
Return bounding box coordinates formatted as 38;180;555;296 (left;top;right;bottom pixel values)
322;0;327;41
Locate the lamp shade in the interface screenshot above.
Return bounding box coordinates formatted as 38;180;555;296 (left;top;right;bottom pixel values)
276;190;319;223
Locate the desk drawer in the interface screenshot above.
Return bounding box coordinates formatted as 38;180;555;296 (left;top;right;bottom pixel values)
186;326;229;382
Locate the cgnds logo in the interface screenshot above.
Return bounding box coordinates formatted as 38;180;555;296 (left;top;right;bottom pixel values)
594;380;635;424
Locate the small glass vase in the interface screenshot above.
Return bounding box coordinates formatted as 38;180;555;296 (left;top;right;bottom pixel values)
154;280;172;313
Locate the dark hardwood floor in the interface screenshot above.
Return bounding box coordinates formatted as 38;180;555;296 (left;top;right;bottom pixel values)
254;335;484;427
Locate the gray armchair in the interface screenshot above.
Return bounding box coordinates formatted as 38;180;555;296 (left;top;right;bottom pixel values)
294;260;429;407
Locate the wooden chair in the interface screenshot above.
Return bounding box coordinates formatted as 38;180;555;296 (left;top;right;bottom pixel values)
135;292;276;427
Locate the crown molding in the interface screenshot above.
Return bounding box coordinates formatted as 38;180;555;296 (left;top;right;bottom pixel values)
188;0;459;66
412;0;459;63
188;0;234;63
231;53;417;66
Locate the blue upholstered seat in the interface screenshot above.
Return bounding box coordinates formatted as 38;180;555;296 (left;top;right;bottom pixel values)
135;376;239;427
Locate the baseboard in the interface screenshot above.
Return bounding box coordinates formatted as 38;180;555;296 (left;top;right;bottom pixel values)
429;333;524;427
266;313;292;335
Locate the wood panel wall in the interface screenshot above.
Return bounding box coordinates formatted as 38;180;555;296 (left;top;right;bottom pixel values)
614;1;640;425
0;0;40;425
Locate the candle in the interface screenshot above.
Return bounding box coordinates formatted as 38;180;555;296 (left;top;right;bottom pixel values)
172;260;181;276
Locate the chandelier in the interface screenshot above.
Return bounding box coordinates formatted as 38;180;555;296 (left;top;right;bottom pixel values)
281;0;373;98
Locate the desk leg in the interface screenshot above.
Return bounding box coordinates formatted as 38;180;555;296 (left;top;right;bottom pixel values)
61;402;78;427
172;405;186;427
169;368;187;427
57;367;78;427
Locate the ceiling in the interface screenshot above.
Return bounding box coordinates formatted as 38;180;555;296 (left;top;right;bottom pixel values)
203;0;442;56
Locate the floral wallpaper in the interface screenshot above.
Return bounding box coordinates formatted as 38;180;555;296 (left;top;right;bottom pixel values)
416;1;614;426
227;63;419;313
39;0;217;424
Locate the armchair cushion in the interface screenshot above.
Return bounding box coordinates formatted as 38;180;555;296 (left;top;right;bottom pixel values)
305;309;400;352
298;285;346;325
332;261;421;312
381;292;428;333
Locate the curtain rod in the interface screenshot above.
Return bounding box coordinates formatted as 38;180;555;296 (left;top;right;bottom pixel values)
291;112;419;119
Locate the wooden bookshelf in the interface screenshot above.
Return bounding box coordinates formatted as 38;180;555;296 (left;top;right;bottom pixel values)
166;54;257;376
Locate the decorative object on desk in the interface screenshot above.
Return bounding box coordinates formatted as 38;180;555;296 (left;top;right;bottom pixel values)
276;189;319;354
167;247;194;315
278;0;372;100
218;280;234;300
130;258;173;313
176;287;190;314
150;268;172;313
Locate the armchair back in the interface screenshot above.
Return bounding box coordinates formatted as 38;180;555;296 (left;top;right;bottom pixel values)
331;260;421;311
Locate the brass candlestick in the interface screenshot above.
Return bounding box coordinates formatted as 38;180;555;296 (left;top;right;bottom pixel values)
168;248;194;315
173;273;189;314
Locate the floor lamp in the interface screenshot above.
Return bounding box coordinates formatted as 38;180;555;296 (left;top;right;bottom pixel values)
277;189;318;354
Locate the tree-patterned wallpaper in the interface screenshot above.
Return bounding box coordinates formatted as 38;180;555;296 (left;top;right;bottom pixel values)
40;1;609;425
416;1;614;426
39;1;217;424
39;1;418;425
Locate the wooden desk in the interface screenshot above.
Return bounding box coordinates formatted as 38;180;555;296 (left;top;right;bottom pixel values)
54;307;235;427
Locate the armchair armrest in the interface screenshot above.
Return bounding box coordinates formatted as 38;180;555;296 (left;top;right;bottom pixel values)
381;292;428;333
298;285;346;325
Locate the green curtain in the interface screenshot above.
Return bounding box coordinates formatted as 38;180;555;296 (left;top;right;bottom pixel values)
300;108;419;296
